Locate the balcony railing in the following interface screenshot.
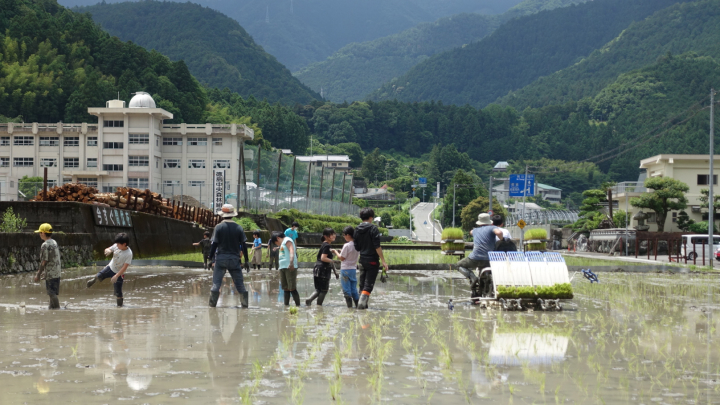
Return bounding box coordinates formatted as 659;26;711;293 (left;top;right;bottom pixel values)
612;182;647;195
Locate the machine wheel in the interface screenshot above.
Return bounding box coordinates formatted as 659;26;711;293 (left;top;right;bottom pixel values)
499;298;509;310
537;298;547;311
687;252;697;261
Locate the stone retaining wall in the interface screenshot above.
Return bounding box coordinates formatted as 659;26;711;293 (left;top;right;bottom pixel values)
0;233;94;274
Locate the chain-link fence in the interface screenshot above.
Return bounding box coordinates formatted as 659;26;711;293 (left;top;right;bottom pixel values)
241;145;358;216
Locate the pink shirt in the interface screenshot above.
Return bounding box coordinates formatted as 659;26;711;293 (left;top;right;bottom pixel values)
339;241;359;270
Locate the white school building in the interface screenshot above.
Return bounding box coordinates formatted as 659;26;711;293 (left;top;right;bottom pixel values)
0;92;254;205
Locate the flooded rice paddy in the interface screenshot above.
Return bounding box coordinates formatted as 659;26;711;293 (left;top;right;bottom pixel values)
1;267;720;404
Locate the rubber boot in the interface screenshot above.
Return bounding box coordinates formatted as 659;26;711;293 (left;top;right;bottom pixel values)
291;291;301;306
305;291;320;306
116;298;123;307
317;292;327;306
357;294;369;310
353;298;359;308
241;292;249;308
345;296;354;308
458;267;478;286
86;276;98;288
48;295;60;310
283;291;291;306
209;291;220;307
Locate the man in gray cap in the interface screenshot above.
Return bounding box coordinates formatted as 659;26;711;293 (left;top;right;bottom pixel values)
456;213;503;299
208;204;250;308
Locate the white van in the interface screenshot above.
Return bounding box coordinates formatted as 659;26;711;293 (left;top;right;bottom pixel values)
680;235;720;260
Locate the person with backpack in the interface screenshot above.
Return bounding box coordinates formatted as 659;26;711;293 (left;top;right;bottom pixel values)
353;208;388;310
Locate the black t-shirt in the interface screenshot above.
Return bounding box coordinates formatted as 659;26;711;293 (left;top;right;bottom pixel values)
315;242;333;278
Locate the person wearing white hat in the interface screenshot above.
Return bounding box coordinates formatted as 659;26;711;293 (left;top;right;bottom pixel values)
208;204;250;308
456;213;503;300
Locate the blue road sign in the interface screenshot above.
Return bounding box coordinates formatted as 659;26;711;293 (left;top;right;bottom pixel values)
509;174;535;197
419;177;427;188
432;192;437;197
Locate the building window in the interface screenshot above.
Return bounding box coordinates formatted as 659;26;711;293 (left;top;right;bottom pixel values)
164;159;181;169
77;178;98;188
128;178;149;189
40;158;57;168
156;138;159;147
46;180;57;188
14;136;33;146
697;174;718;186
39;137;59;146
102;186;117;193
156;158;159;168
189;180;206;187
163;180;180;187
672;212;677;223
213;138;223;146
213;159;230;169
0;157;9;167
129;134;149;144
103;120;124;127
64;137;79;147
13;157;33;167
647;212;657;224
103;142;124;149
128;156;149;167
188;137;207;146
0;137;9;146
87;136;98;146
188;159;205;169
62;177;72;184
64;158;79;168
102;164;123;171
87;158;97;168
332;163;337;167
163;137;182;146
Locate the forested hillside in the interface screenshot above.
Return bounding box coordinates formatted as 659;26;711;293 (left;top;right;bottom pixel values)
295;14;499;102
61;0;524;72
296;0;587;103
499;0;720;109
0;0;207;123
77;1;320;105
368;0;690;108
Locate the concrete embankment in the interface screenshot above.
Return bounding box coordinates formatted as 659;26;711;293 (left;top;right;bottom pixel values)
0;233;94;274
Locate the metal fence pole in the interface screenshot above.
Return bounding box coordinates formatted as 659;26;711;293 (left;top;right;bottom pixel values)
274;152;282;211
290;157;296;209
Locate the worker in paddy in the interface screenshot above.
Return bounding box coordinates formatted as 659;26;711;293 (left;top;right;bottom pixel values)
34;223;61;310
208;204;250;308
456;213;503;300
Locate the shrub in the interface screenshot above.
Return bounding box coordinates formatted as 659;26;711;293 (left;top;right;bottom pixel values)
0;207;27;232
234;217;260;231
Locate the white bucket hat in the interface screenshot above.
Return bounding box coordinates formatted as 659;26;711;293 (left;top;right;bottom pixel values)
476;213;492;226
220;204;238;218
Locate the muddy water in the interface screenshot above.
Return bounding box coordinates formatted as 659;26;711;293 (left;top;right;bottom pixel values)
1;267;719;404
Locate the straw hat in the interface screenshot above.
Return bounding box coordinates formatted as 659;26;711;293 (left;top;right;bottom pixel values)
476;213;492;226
220;204;237;218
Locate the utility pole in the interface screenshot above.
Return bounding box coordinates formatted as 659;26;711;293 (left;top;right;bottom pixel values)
521;165;529;252
452;184;457;228
709;88;715;268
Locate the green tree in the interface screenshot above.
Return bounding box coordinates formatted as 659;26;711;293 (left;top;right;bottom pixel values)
0;207;27;233
698;189;720;230
631;177;689;233
442;169;484;227
392;212;410;229
573;189;607;232
613;209;627;229
18;176;44;200
676;210;695;232
459;196;508;232
380;212;392;227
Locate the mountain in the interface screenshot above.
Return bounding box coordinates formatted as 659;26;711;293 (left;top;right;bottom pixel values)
498;0;720;109
76;1;320;105
368;0;692;108
295;0;587;103
58;0;526;72
0;0;206;123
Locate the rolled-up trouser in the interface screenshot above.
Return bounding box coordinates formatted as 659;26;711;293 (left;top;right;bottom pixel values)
279;267;298;291
97;266;124;297
211;255;247;293
313;276;330;293
45;277;60;296
456;257;490;280
269;254;279;269
340;269;359;301
358;260;380;294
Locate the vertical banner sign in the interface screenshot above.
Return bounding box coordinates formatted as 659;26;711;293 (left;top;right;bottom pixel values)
214;169;226;214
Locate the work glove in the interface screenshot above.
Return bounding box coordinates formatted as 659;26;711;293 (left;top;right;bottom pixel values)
380;270;388;283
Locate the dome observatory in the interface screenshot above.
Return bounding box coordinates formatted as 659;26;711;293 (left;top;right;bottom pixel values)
129;92;156;108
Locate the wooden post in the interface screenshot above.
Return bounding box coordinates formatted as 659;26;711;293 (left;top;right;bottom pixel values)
274;152;282;211
685;240;688;264
340;171;347;206
240;143;248;208
306;162;312;212
290;157;297;208
329;169;336;216
654;237;658;261
319;166;325;200
43;167;47;200
635;237;638;258
693;242;697;265
703;241;706;266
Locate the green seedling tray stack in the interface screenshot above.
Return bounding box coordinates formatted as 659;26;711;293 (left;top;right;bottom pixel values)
497;283;574;299
441;227;465;255
524;228;548;251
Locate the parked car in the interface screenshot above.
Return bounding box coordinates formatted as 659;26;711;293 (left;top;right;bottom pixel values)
680;234;720;260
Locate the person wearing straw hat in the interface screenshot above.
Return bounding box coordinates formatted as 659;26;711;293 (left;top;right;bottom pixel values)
34;223;61;310
208;204;250;308
456;213;503;299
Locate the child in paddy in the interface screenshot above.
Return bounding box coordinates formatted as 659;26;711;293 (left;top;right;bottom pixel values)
87;233;133;307
34;223;61;310
305;228;339;306
332;226;360;308
250;230;263;270
193;231;212;270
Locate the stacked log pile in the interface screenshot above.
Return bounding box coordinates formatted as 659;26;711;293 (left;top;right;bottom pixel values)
32;184;221;227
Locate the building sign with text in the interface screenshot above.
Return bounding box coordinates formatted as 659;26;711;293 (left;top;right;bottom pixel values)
93;206;133;228
214;169;226;214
